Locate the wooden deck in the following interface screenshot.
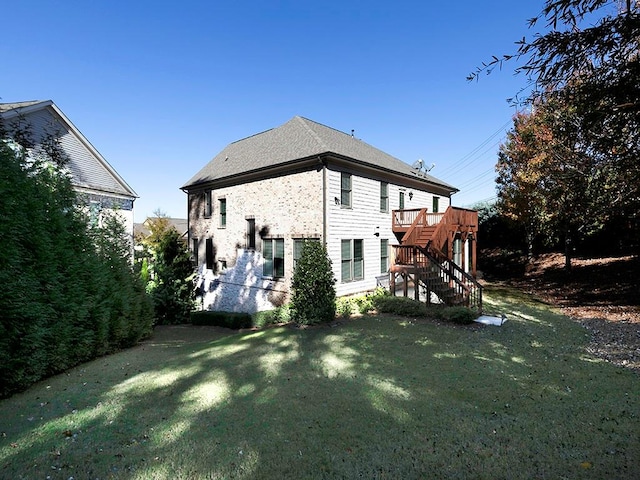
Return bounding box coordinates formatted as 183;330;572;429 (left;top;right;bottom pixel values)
389;207;482;312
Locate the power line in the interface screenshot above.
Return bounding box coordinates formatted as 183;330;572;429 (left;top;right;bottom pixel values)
455;168;496;190
437;119;511;178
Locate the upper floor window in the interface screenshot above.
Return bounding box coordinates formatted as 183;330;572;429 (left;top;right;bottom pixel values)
219;198;227;227
204;190;212;218
399;191;405;210
432;196;440;213
341;172;352;208
189;194;199;219
263;238;284;278
380;182;389;212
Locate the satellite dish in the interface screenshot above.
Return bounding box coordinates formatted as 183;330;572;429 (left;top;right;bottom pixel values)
411;159;424;170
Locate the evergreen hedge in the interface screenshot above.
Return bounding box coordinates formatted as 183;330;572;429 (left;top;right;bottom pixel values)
0;140;154;398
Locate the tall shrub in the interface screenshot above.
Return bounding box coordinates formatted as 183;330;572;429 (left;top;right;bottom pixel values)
0;135;153;397
0;140;98;392
290;241;336;325
139;214;195;324
90;213;154;350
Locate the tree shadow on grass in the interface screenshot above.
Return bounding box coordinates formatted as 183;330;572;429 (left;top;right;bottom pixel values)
1;301;639;479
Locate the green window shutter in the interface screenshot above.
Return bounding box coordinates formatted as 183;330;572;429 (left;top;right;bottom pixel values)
263;239;273;277
204;190;212;217
380;239;389;273
399;191;405;210
353;239;364;280
274;239;285;277
192;238;199;266
293;239;303;270
432;196;439;213
380;182;388;212
246;218;256;249
219;198;227;227
206;238;214;270
341;239;352;282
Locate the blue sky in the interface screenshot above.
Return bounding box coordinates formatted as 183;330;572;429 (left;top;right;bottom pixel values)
3;1;543;221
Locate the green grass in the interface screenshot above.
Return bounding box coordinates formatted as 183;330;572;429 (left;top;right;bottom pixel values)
1;285;638;479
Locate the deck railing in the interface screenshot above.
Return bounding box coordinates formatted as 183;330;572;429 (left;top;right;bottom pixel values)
392;209;444;230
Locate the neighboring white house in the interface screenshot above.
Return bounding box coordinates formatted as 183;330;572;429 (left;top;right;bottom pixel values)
0;100;137;240
182;116;462;314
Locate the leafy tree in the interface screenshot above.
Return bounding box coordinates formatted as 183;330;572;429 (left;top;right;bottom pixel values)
472;0;639;266
138;212;195;324
291;241;336;325
497;98;614;268
473;200;524;251
90;212;154;351
534;96;616;268
496;111;554;260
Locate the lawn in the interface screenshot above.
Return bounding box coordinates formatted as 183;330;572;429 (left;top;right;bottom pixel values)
1;285;638;479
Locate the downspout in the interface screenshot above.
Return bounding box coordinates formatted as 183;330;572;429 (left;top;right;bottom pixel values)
321;157;327;245
181;187;190;246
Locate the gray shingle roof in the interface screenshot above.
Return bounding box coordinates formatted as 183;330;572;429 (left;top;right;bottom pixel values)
182;116;456;191
0;100;43;112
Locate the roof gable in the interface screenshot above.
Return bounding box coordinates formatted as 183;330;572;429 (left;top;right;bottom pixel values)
182;116;456;192
0;100;137;199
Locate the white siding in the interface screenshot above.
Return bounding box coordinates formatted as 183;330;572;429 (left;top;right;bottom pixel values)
326;167;450;297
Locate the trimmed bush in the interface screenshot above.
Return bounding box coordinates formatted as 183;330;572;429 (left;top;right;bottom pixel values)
432;306;478;325
372;296;428;317
190;311;252;329
372;295;478;325
291;241;336;325
252;305;291;328
336;297;355;318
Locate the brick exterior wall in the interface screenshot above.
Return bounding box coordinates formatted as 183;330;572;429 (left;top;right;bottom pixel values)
190;168;324;312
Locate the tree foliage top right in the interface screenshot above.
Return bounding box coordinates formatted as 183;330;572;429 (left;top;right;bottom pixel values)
471;0;639;175
472;0;639;261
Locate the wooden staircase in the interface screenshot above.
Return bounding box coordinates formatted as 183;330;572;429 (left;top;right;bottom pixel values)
390;207;482;313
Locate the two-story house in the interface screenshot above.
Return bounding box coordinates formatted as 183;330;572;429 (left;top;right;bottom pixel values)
182;116;480;314
0;100;137;239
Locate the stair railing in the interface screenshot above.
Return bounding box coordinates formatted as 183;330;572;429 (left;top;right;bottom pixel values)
392;244;482;313
417;245;483;313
